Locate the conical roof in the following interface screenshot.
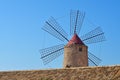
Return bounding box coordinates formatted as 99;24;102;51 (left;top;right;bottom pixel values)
67;34;84;45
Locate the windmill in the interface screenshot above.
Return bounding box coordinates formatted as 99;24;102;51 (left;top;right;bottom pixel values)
40;10;105;68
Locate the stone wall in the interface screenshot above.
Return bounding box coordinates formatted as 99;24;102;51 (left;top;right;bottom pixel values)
64;44;88;68
0;65;120;80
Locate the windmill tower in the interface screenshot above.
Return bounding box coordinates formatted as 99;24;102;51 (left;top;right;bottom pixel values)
64;34;88;68
40;10;105;68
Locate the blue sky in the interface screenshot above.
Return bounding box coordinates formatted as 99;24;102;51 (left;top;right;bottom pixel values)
0;0;120;71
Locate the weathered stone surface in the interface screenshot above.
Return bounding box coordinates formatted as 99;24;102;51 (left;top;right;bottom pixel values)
64;44;88;68
0;65;120;80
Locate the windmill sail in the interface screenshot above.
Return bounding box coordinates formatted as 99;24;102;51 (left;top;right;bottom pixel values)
88;51;102;66
70;10;85;35
40;44;64;65
40;10;105;67
81;27;106;44
42;17;69;42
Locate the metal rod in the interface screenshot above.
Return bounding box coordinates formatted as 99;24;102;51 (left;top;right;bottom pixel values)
88;57;97;66
88;55;100;65
82;32;104;41
46;21;69;42
43;50;63;65
41;47;64;59
78;12;85;34
70;10;72;35
74;10;79;34
88;52;101;61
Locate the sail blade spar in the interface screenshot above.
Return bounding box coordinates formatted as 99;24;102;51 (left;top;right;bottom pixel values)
88;51;102;66
40;10;105;67
81;27;106;44
40;44;64;65
42;17;69;42
70;10;85;35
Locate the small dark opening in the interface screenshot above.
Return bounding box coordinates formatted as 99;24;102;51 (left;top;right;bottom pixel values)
66;65;71;68
79;48;82;52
